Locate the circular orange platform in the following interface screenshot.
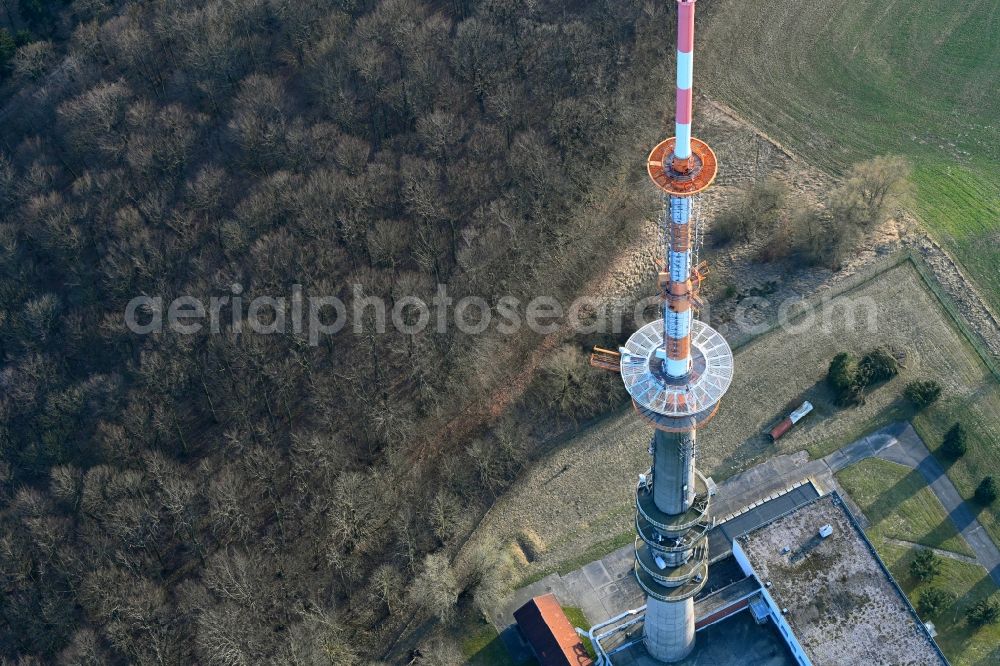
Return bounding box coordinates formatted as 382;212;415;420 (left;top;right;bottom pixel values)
646;137;718;197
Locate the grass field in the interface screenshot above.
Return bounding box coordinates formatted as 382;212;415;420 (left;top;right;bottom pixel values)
561;608;596;659
837;458;974;557
839;459;1000;665
881;545;1000;666
707;260;1000;487
700;0;1000;310
914;391;1000;548
462;611;529;666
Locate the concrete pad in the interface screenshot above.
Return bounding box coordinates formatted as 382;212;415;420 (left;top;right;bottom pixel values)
582;559;614;589
562;572;605;624
599;578;645;614
604;545;637;579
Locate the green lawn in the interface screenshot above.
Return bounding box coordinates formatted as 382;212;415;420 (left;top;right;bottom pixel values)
696;0;1000;516
837;457;974;557
881;543;1000;666
838;457;1000;664
561;607;596;660
810;256;1000;549
914;385;1000;551
462;612;530;666
700;0;1000;310
911;162;1000;310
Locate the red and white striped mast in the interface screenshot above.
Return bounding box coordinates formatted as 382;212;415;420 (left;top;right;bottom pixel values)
651;0;718;381
674;0;696;171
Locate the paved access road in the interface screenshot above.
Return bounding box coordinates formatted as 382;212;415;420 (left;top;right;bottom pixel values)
876;423;1000;586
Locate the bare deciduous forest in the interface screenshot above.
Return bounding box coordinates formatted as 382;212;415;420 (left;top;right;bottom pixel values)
0;0;669;663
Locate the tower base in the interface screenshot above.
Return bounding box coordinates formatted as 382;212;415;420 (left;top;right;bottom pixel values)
644;597;695;662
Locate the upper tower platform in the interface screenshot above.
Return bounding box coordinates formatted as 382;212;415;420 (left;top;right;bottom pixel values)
647;137;718;197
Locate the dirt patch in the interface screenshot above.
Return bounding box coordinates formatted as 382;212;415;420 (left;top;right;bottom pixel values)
515;529;546;563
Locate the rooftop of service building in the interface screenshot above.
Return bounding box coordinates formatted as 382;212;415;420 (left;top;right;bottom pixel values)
609;610;794;666
739;493;948;666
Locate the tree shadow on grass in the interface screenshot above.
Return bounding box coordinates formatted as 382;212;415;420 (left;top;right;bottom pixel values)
920;518;973;554
948;572;1000;652
968;496;993;520
916;485;990;558
936;576;1000;666
865;467;924;525
974;643;1000;666
953;572;996;613
925;493;995;552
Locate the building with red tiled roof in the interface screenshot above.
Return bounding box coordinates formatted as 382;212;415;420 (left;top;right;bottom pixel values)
513;594;594;666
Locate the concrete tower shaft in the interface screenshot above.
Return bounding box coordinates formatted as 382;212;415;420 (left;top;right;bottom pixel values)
644;598;696;660
652;429;696;515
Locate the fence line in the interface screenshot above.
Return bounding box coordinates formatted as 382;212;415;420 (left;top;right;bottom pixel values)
907;252;1000;382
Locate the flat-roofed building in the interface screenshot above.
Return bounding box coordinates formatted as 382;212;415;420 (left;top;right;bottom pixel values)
733;493;948;666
